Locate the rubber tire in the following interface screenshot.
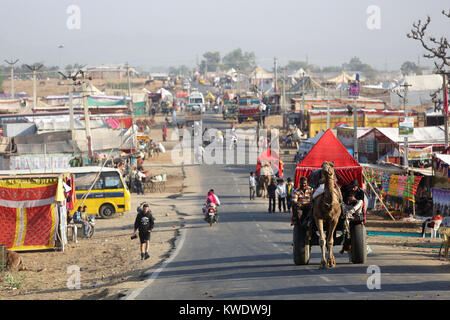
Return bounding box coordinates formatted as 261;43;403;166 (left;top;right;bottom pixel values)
293;224;310;265
99;204;116;219
350;223;367;264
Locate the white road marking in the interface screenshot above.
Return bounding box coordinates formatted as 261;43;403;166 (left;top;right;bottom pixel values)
319;276;331;282
339;287;352;294
125;223;187;300
272;244;278;247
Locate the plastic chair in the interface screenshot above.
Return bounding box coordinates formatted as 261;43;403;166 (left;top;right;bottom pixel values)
423;220;442;239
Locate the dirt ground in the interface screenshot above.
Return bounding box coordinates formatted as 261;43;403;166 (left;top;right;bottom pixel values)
0;125;185;300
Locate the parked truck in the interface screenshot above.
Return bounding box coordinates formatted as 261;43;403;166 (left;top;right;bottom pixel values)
237;96;261;124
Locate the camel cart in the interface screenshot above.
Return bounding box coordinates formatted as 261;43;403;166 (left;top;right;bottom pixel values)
292;130;367;267
255;149;284;198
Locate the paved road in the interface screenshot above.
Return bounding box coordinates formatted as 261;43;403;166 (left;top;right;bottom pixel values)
126;112;450;300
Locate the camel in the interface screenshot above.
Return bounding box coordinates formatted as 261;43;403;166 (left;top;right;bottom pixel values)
312;161;343;269
257;174;272;198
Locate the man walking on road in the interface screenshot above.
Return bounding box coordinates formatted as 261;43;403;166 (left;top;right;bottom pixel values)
267;179;277;213
277;179;287;213
249;172;256;200
286;177;294;211
132;203;155;260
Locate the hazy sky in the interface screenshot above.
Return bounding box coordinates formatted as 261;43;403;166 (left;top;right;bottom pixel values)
1;0;449;71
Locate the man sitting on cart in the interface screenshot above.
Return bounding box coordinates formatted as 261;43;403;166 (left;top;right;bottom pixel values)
291;177;313;226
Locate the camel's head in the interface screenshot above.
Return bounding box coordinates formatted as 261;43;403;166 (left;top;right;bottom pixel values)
321;161;336;180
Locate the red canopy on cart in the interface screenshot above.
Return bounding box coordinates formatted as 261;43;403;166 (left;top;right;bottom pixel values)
294;129;362;188
255;149;284;178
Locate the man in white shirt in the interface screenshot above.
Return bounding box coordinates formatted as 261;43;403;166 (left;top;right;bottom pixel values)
249;172;257;200
276;179;287;213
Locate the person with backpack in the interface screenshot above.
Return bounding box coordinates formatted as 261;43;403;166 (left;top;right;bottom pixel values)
132;203;155;260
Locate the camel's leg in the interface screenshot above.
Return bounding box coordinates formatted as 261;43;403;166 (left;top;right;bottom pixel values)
327;219;338;268
315;218;327;269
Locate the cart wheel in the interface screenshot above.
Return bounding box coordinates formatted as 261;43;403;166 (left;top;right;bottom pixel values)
350;223;367;264
293;224;310;265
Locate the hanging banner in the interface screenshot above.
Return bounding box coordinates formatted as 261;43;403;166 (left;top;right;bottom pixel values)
407;146;432;160
399;117;414;136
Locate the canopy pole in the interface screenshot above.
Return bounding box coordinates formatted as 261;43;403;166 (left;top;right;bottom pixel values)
362;171;396;221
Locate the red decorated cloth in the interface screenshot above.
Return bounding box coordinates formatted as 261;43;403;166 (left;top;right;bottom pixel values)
295;130;362;188
0;178;59;251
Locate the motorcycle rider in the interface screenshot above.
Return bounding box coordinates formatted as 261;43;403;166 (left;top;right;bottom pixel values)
204;189;221;221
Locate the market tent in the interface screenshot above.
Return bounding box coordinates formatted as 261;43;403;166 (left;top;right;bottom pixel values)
249;66;273;80
205;92;215;102
327;72;355;84
255;149;284;178
157;88;173;101
288;76;324;93
295;129;362;188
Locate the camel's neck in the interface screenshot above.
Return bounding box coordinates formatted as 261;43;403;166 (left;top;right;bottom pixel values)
324;175;336;203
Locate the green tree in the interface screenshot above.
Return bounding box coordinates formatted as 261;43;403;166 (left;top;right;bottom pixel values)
400;61;422;76
285;60;309;72
342;57;374;72
222;48;256;74
200;51;221;73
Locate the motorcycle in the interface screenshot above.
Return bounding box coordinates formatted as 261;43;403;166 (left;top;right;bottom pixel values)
205;203;218;226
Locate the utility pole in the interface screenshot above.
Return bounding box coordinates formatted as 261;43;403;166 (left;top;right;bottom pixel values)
24;64;44;109
326;88;331;130
82;74;93;160
4;59;19;99
302;71;305;113
274;57;278;94
58;70;79;141
399;82;412;168
126;63;137;151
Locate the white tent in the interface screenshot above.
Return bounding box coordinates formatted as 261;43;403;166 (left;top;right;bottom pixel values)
290;68;308;79
157;88;173;101
249;66;273;80
399;74;443;91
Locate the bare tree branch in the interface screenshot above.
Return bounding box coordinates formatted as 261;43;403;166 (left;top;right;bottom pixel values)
407;14;449;70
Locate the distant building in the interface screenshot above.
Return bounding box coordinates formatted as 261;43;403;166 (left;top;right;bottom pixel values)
81;64;139;80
